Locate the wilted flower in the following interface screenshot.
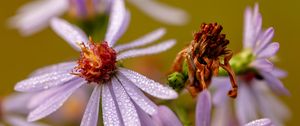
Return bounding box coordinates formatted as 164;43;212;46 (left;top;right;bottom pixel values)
212;4;290;126
9;0;188;36
14;0;178;126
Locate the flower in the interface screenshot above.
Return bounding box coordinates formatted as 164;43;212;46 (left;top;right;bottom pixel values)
212;4;290;126
9;0;188;36
0;93;49;126
14;0;178;125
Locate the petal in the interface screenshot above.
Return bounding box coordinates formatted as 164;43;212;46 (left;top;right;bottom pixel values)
212;100;235;126
243;6;253;49
154;106;182;126
2;93;34;114
244;118;273;126
8;0;68;36
250;59;273;72
117;39;176;60
80;85;101;126
116;73;157;115
258;70;290;95
135;105;156;126
114;28;166;52
196;90;212;126
5;115;49;126
50;18;89;51
27;80;85;122
105;0;127;46
119;68;178;99
256;43;279;59
111;77;141;126
15;71;77;92
271;68;287;78
253;28;274;54
29;61;76;77
236;84;258;125
102;84;122;126
113;11;131;46
127;0;188;25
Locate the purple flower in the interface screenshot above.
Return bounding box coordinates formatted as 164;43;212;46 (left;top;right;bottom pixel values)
211;4;290;126
9;0;188;36
14;0;178;125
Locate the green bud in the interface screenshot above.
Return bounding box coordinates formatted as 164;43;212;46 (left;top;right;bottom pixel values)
168;72;186;92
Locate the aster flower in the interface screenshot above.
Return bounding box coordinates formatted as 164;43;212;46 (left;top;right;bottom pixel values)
212;4;290;126
0;93;49;126
14;0;178;125
9;0;188;36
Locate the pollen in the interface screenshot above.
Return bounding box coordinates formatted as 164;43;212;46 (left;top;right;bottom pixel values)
73;37;117;84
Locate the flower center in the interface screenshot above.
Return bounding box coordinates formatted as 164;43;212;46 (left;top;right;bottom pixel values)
72;38;117;84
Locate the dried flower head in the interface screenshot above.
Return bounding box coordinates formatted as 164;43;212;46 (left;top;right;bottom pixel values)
73;37;117;83
171;23;238;98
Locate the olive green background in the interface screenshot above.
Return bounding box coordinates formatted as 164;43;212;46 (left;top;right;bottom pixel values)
0;0;299;125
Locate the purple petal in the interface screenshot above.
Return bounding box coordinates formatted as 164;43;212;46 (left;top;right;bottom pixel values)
244;118;273;126
105;0;127;46
196;90;212;126
212;100;235;126
271;68;287;78
102;84;121;126
29;61;76;77
117;39;176;60
116;73;157;115
127;0;188;25
80;85;101;126
236;84;258;125
153;106;182;126
113;11;131;46
27;80;85;122
251;59;273;72
15;71;77;92
5;115;49;126
119;68;178;99
2;93;34;114
135;104;156;126
256;43;279;59
111;77;141;126
243;6;253;49
114;28;166;52
253;28;274;54
258;70;290;95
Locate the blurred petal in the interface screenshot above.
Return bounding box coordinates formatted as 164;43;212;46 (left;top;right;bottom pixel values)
259;70;290;95
271;68;287;78
119;68;178;99
114;28;166;52
5;115;49;126
243;6;253;48
114;11;131;45
244;118;273;126
105;0;127;46
28;80;85;122
117;39;176;60
253;28;274;54
236;84;258;125
251;59;273;72
212;100;235;126
2;93;34;114
15;71;77;92
102;84;121;126
29;61;76;77
116;73;157;115
80;85;101;126
9;0;68;36
196;90;212;126
111;77;140;126
256;43;279;59
152;106;182;126
128;0;188;25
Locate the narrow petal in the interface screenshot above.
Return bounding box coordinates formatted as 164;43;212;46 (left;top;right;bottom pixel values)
114;28;166;52
271;68;287;78
105;0;127;46
250;59;273;72
27;80;85;122
15;71;77;92
196;90;212;126
253;28;274;54
127;0;188;25
135;104;156;126
102;84;122;126
5;115;49;126
29;61;76;77
111;77;141;126
244;118;273;126
2;93;34;114
256;43;279;59
50;18;89;51
153;106;182;126
113;11;131;45
236;84;258;125
243;6;254;49
117;39;176;61
116;73;157;115
8;0;68;36
80;85;101;126
119;68;178;99
212;100;235;126
258;70;290;95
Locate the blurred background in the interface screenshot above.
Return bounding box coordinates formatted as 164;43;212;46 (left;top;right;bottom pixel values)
0;0;299;125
